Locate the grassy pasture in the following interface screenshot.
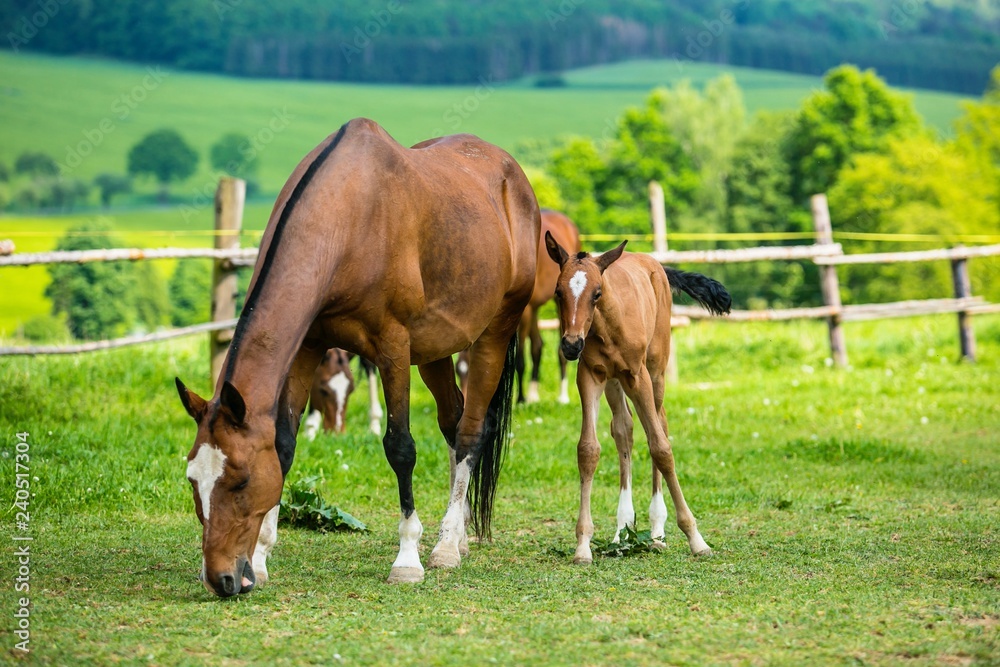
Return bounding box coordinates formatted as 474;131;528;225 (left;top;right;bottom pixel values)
1;316;997;665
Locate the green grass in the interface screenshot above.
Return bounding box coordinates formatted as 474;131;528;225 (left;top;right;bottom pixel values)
1;316;998;665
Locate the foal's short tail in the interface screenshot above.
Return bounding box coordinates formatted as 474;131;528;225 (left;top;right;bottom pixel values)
469;335;518;541
665;267;732;316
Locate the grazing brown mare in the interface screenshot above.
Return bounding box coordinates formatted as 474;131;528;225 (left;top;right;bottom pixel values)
544;232;731;564
175;118;539;596
303;351;383;439
303;349;355;439
455;209;580;404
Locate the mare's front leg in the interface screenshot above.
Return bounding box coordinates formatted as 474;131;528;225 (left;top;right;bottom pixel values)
417;357;469;555
255;344;324;584
377;347;425;583
625;367;711;557
604;380;635;541
574;363;606;564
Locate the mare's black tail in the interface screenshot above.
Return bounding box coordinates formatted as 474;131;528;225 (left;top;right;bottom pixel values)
664;267;732;316
469;335;517;541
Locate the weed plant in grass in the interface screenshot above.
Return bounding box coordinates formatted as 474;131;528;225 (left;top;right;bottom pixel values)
0;316;997;665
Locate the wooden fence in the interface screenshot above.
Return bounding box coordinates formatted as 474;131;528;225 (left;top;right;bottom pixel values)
2;178;999;384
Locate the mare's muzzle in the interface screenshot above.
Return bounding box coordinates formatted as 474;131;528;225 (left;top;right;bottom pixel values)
207;557;255;598
561;336;584;361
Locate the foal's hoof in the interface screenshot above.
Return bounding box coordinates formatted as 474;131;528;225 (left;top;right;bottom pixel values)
387;566;424;584
427;547;461;569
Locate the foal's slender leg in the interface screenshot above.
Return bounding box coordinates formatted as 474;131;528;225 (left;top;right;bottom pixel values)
526;310;543;404
363;359;384;435
417;357;469;555
377;349;425;583
604;380;635;541
574;363;606;565
429;333;512;569
624;367;711;556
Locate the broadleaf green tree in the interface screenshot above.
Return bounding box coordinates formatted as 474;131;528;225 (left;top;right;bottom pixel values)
168;259;212;326
127;129;199;203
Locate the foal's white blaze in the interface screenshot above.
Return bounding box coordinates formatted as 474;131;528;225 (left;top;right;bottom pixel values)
367;369;383;435
187;443;226;521
569;270;588;325
649;491;668;540
327;371;350;431
614;483;635;540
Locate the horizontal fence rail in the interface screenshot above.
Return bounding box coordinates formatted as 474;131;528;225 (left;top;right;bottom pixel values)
1;180;998;377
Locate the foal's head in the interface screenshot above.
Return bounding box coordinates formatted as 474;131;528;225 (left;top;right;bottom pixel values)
545;231;626;361
313;349;355;434
175;378;282;597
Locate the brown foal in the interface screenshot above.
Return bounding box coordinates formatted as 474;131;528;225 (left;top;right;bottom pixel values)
544;232;731;563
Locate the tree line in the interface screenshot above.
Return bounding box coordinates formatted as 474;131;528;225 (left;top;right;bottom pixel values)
3;0;998;94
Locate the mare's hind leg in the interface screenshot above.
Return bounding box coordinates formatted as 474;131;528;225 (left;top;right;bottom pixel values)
526;309;544;404
417;357;470;555
605;380;635;541
376;344;425;583
573;364;606;565
428;331;514;570
623;367;710;556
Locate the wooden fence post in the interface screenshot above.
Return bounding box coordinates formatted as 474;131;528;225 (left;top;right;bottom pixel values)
210;177;245;387
811;194;848;367
951;255;976;362
649;180;668;253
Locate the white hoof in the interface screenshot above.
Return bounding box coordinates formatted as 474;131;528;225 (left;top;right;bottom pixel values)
387;566;424;584
572;554;593;566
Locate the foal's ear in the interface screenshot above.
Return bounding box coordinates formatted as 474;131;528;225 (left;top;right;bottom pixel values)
596;240;627;273
175;377;208;422
544;231;569;267
220;381;247;426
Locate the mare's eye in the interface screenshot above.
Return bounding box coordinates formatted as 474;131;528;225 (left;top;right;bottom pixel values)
554;289;563;301
233;478;249;492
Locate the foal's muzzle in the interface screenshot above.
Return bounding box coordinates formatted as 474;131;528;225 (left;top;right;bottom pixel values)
561;336;584;361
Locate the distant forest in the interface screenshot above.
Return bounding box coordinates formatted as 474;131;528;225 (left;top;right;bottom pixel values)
3;0;998;94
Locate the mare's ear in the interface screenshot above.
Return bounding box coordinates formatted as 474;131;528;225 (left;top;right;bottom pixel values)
175;377;208;423
544;231;569;267
596;240;627;273
220;381;247;426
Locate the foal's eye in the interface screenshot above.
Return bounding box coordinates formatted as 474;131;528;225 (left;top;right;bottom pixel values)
592;290;602;302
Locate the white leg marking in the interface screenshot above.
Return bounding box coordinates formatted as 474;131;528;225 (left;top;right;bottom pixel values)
558;377;570;405
614;484;635;539
429;459;471;569
303;410;321;441
456;360;469;376
253;505;279;584
649;491;668;542
327;372;350;432
186;443;226;521
526;380;540;404
388;511;424;583
367;370;383;435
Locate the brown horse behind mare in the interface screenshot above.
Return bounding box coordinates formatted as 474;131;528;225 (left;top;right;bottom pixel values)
544;232;731;564
175;118;539;595
303;350;383;439
456;209;580;404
